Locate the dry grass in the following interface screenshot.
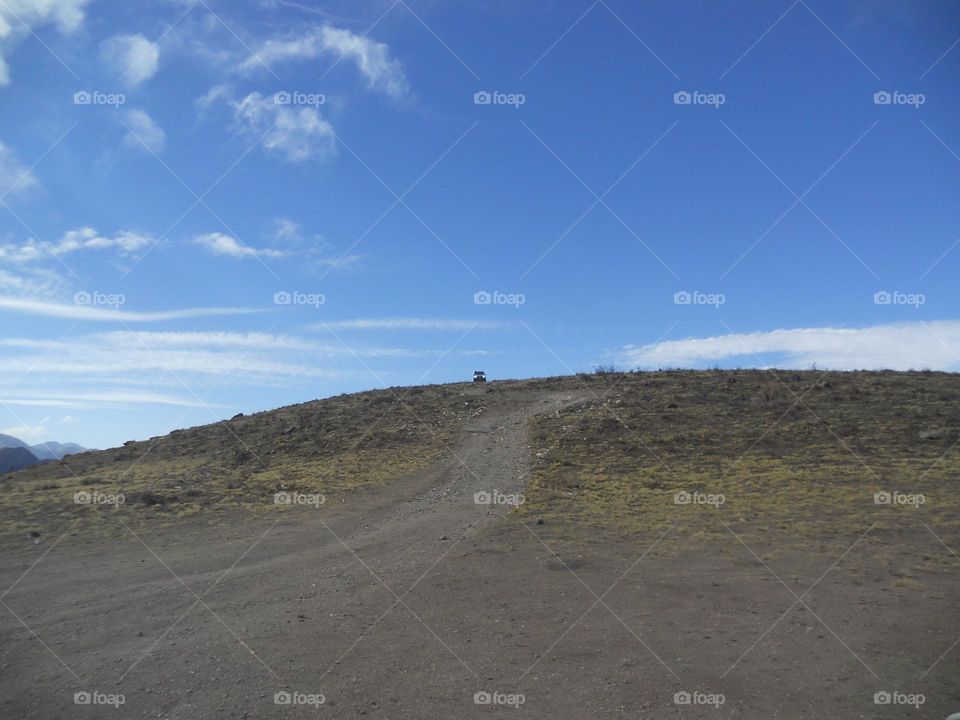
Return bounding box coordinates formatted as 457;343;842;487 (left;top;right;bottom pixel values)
518;370;960;557
0;384;487;538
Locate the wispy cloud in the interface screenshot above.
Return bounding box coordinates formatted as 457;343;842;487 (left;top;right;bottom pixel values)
1;423;48;442
0;0;91;86
0;140;39;197
240;25;409;99
313;318;504;331
0;267;65;298
233;91;336;162
123;109;166;153
0;297;260;322
193;231;286;259
100;330;315;350
0;226;154;263
620;321;960;371
101;33;159;87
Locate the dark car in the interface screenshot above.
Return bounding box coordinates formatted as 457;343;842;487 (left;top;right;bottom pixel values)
473;370;487;383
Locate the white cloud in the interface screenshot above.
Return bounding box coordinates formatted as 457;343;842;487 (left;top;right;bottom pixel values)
315;318;504;331
620;321;960;371
123;109;166;153
1;423;47;442
101;33;159;87
0;0;91;86
233;92;336;162
0;266;65;298
272;217;302;242
0;141;39;198
318;26;408;99
60;414;78;423
0;296;261;322
240;25;408;99
192;231;286;259
195;83;232;116
0;226;154;263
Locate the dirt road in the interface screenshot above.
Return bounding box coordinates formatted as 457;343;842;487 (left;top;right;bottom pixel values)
1;386;957;718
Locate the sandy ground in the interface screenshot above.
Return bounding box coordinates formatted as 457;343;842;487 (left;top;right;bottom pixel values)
1;387;957;718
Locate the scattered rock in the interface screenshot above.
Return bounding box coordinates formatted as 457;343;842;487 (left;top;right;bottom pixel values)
439;535;447;541
920;428;950;440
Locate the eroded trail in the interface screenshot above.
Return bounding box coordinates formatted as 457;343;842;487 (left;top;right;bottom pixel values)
332;389;589;571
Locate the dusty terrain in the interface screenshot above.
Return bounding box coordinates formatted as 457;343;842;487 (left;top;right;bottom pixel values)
1;371;958;718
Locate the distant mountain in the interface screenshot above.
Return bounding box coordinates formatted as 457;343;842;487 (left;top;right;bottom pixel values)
30;441;88;461
0;446;40;474
0;434;89;468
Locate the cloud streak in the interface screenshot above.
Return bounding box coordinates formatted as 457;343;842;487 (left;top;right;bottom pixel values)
0;297;261;322
193;231;286;259
313;318;505;331
620;321;960;371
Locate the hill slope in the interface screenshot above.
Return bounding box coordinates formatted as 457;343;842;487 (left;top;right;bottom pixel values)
2;370;960;543
0;380;496;535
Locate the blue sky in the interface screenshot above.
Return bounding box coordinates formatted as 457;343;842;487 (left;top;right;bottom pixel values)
0;0;958;449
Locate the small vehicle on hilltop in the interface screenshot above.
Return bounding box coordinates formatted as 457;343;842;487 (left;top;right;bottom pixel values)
473;370;487;383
